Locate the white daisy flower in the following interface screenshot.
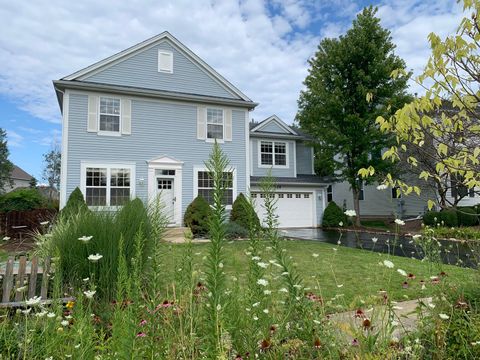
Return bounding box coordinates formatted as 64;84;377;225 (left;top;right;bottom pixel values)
439;313;449;320
61;320;69;327
312;253;319;258
78;235;93;243
344;210;356;217
87;254;103;262
383;260;394;268
394;219;405;226
371;237;378;244
26;296;42;306
397;269;407;276
84;290;96;299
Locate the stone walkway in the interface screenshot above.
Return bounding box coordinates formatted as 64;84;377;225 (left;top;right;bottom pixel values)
329;297;431;341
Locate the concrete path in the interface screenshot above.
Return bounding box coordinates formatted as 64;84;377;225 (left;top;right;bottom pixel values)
329;297;431;341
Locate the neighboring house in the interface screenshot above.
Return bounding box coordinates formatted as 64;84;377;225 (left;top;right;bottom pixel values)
7;165;33;192
249;115;329;227
329;180;435;219
53;32;256;226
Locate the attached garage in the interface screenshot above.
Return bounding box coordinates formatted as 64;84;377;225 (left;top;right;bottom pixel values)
252;191;315;228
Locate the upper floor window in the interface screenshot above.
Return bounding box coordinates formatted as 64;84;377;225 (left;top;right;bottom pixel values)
391;186;402;199
206;108;224;140
260;141;287;167
358;181;365;201
99;97;120;133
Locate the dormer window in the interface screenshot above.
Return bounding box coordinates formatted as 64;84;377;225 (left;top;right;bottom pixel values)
158;50;173;73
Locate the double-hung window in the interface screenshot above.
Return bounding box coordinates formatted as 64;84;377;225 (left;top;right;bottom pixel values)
206;108;224;140
99;97;121;133
260;141;287;167
197;171;233;205
84;164;133;207
327;185;333;202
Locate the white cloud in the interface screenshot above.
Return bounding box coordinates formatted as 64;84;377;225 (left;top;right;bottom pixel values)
6;130;24;148
0;0;469;128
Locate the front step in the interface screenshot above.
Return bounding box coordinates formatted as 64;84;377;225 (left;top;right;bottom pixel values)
163;227;191;243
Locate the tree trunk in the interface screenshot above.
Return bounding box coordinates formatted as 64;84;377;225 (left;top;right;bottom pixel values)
352;187;361;227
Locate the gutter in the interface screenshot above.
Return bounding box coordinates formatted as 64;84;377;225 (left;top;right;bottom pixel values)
53;80;258;110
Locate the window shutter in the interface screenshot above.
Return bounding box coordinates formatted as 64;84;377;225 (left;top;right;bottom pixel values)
197;106;206;140
224;109;232;141
121;99;131;135
87;95;98;132
158;51;173;73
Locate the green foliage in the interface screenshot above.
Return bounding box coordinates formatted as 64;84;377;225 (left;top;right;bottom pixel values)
322;201;346;228
431;226;480;241
225;221;249;239
0;188;45;212
37;198;153;301
297;7;411;223
42;141;61;190
230;193;260;231
423;210;458;227
375;1;480;209
184;195;212;237
457;207;479;227
0;128;13;193
61;187;88;217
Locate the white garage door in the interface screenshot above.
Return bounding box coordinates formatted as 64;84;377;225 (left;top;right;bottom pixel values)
252;192;314;228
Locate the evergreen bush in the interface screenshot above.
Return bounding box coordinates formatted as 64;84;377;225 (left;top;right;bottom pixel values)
184;195;212;237
457;207;479;227
225;221;249;239
230;193;261;231
423;209;458;227
322;201;346;227
61;187;88;216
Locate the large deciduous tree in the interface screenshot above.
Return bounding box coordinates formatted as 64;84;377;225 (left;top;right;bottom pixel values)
0;128;14;193
374;0;480;210
297;7;411;225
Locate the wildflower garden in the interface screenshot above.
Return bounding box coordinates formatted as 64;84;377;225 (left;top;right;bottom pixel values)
0;143;479;359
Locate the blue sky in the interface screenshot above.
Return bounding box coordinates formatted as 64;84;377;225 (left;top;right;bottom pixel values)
0;0;464;181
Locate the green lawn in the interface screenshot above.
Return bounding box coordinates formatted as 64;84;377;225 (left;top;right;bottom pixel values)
157;239;478;310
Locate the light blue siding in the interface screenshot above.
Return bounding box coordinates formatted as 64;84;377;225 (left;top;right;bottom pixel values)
331;180;434;218
296;142;313;175
250;138;295;177
66;92;247;217
259;121;290;134
83;40;238;100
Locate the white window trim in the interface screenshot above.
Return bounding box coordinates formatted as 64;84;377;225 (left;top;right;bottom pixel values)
193;165;237;209
98;96;122;136
205;107;225;143
258;140;289;169
158;50;173;73
80;162;136;210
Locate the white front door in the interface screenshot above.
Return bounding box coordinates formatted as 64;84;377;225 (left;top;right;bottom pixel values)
157;178;175;223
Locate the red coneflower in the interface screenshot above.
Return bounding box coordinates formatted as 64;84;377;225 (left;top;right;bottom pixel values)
439;271;447;277
139;319;147;326
362;318;371;330
402;281;409;289
455;297;469;310
407;273;416;280
314;338;321;348
431;277;440;285
234;355;243;360
354;309;365;318
351;338;359;346
260;339;272;351
136;332;146;338
269;325;276;334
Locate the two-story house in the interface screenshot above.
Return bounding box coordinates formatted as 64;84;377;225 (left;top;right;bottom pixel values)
54;32;328;228
249;115;329;227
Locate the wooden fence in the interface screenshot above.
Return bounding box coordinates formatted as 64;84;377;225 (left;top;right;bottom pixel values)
0;209;57;239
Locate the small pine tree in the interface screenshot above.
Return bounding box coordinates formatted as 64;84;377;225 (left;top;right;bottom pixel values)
230;193;260;230
322;201;346;228
61;187;88;216
184;195;212;237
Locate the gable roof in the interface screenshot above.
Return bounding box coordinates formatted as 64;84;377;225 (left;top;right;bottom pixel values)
11;165;33;181
61;31;252;103
250;115;298;135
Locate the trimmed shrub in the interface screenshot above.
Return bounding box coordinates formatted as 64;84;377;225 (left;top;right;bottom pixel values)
423;209;458;227
230;193;261;231
184;195;212;237
61;187;88;216
0;188;45;212
322;201;346;228
457;207;479;227
225;221;249;239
